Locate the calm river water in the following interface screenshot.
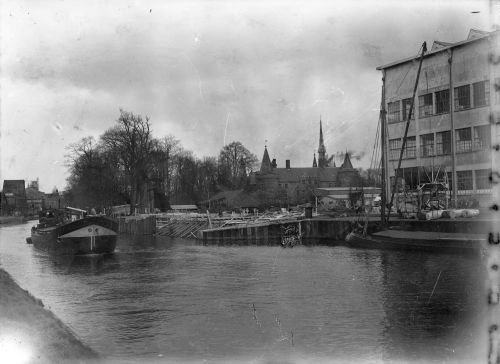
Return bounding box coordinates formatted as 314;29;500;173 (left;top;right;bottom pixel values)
0;222;489;363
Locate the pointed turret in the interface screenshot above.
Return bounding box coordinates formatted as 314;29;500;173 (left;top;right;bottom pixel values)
341;151;353;169
317;118;327;168
260;146;272;172
312;153;317;168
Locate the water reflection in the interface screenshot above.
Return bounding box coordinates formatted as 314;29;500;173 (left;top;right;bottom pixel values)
379;250;488;362
0;223;489;363
46;254;121;275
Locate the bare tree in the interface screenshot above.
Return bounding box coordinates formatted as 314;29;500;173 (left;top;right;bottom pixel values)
101;109;154;214
218;141;258;189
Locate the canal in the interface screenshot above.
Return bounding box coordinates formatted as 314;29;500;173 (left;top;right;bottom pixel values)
0;222;488;363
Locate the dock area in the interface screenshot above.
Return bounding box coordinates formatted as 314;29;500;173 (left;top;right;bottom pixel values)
116;210;496;247
200;215;495;245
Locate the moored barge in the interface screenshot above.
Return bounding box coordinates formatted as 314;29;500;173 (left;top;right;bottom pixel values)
29;208;118;255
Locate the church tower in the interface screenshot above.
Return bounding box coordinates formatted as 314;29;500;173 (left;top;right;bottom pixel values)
317;118;327;168
312;153;317;168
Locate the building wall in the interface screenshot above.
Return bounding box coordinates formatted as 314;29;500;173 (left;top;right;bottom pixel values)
382;33;498;207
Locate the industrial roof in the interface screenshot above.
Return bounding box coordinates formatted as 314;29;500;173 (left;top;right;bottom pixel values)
376;29;499;71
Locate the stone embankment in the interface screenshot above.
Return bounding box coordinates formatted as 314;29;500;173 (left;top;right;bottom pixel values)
0;268;98;363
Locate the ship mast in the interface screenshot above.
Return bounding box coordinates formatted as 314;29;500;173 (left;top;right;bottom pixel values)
386;42;427;224
380;77;387;225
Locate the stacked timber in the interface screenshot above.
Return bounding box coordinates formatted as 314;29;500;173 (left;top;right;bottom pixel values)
156;214;226;239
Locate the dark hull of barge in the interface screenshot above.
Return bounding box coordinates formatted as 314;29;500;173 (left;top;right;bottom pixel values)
345;229;487;254
30;216;118;255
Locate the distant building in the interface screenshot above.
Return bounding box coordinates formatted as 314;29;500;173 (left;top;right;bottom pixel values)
26;179;45;215
315;186;381;210
377;29;499;207
198;190;261;211
250;120;361;205
1;180;27;216
44;189;63;210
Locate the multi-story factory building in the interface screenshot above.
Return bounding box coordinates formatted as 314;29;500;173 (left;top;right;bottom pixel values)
377;29;499;207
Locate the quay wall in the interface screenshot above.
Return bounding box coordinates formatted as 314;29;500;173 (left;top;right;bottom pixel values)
201;217;494;245
119;213;494;244
201;219;354;246
118;215;156;235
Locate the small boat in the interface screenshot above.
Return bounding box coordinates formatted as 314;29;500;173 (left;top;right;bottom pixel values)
345;229;487;253
29;207;118;255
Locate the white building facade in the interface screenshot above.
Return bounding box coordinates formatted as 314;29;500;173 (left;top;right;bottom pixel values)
377;29;500;208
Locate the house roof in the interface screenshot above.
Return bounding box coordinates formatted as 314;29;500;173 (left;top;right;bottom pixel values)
199;189;261;208
272;167;339;182
170;204;198;210
376;29;499;71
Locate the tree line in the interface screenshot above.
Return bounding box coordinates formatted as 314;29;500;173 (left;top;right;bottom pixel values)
65;109;258;213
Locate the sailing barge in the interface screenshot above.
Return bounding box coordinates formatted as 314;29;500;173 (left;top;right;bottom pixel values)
28;207;118;255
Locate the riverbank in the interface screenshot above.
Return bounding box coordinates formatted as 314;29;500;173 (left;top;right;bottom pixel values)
0;216;27;226
0;268;99;363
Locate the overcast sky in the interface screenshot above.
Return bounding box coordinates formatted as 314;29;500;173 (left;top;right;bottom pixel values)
0;0;492;192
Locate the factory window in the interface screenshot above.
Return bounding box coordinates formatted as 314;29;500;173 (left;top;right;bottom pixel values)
418;93;433;117
473;80;490;107
387;101;401;124
420;133;434;157
389;138;401;160
454;85;471;110
404;136;416;159
473;125;491;151
402;98;414;121
456;127;472;153
475;169;491;190
435;89;450;114
436;131;451;155
456;170;473;191
402;167;419;190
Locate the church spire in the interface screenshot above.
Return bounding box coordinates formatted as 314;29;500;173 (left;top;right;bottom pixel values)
317;117;327;168
312;152;317;168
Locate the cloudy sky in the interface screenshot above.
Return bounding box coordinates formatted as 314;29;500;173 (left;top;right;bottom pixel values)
0;0;492;192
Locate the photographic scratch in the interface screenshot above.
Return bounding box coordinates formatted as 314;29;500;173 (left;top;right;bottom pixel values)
427;270;442;304
181;53;205;103
223;112;230;145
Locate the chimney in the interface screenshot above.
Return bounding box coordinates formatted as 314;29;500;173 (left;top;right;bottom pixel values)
286;160;290;169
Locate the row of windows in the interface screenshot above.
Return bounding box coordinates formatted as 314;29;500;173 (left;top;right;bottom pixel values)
388;125;491;160
456;169;492;190
387;80;491;123
389;168;491;191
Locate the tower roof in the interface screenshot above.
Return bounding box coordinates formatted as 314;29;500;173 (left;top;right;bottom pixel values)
260;146;272;172
312;153;317;168
341;151;353;169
